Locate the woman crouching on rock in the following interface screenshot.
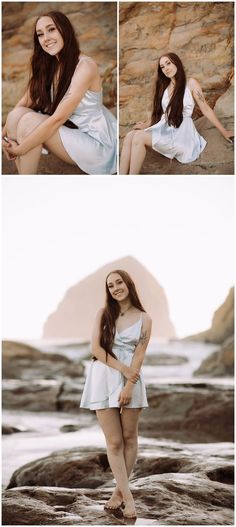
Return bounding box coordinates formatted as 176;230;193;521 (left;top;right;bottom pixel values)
2;11;117;175
119;52;233;174
80;270;152;519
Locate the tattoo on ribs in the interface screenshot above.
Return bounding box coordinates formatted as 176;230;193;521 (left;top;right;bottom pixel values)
139;330;148;346
196;90;205;103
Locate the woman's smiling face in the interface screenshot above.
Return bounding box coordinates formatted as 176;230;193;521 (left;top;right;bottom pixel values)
36;16;64;56
159;56;177;79
106;273;130;302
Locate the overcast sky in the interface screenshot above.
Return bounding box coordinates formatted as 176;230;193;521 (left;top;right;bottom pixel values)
2;175;234;340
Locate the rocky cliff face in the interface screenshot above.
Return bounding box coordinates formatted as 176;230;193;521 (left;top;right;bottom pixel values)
120;2;234;138
189;288;234;345
43;256;176;339
187;288;234;377
2;2;117;121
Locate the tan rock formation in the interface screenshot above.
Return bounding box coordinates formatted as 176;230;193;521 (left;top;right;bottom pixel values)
2;2;117;122
42;256;176;339
188;288;234;344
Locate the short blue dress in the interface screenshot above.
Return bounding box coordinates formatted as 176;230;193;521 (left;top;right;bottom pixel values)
145;85;207;163
80;317;148;410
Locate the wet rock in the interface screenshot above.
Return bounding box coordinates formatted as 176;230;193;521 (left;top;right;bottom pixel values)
140;383;234;442
3;470;234;525
7;451;111;490
145;353;188;366
2;425;28;435
194;337;234;377
2;340;84;381
60;424;81;433
3;380;61;412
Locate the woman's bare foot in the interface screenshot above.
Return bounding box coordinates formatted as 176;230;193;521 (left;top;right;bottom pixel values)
123;495;137;518
104;488;123;510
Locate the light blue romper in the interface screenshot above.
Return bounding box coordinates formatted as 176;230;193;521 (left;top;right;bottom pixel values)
145;85;207;164
80;317;148;410
58;57;117;175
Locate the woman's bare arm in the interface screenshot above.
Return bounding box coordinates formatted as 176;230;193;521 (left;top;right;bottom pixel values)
118;313;152;406
5;60;99;156
91;309;140;383
189;77;233;142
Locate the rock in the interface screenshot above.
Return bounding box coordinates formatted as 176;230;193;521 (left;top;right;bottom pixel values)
7;451;111;490
2;3;117;121
3;452;234;524
140;383;234;442
145;353;188;366
60;425;81;433
43;255;176;339
2;380;61;412
2;340;84;380
2;379;85;412
2;425;28;435
194;336;234;377
187;288;234;345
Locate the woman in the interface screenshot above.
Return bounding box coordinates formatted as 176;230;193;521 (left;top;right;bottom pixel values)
80;270;152;519
2;11;117;175
120;52;233;174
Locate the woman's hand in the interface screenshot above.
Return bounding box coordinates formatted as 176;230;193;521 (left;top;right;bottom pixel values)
222;130;234;144
3;138;20;158
121;364;140;383
2;138;18;161
119;383;134;407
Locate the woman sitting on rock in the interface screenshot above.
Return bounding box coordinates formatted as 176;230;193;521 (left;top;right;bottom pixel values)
80;270;152;519
2;11;117;175
119;52;233;174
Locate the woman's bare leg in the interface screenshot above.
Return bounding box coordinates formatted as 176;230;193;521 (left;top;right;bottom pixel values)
16;112;76;175
96;408;136;517
119;130;136;174
129;130;152;174
5;106;33;172
110;409;141;510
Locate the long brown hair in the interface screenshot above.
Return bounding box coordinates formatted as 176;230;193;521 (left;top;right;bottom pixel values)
28;11;80;116
151;52;186;128
99;270;146;360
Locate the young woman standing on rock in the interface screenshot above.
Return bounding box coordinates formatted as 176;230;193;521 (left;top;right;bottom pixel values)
2;11;116;175
120;52;234;174
80;270;152;519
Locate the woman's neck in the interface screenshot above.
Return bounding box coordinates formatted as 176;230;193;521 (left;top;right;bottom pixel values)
118;299;133;316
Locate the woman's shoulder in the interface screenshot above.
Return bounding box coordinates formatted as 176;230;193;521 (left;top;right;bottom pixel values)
75;54;98;75
187;77;201;91
141;311;152;325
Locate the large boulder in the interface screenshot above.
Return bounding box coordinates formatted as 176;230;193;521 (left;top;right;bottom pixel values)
2;340;84;380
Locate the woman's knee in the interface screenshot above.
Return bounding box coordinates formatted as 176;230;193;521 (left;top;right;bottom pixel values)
16;112;48;141
107;436;124;454
6;107;30;137
132;130;145;146
123;130;136;146
123;431;137;448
